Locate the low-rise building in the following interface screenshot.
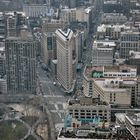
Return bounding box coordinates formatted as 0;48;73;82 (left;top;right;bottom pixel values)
93;79;132;106
83;65;138;98
68;97;111;123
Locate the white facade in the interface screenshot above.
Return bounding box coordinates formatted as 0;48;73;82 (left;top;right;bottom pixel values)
23;4;48;18
125;114;140;140
92;41;114;66
93;79;132;106
101;13;127;24
56;28;76;93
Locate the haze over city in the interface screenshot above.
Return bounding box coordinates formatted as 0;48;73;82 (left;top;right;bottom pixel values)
0;0;140;140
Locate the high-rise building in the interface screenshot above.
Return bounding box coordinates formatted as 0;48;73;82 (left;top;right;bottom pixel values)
92;40;115;66
60;7;93;33
5;31;37;94
41;19;67;65
55;28;76;93
120;30;140;59
6;16;17;37
0;12;6;41
5;12;27;37
0;43;5;77
23;4;54;18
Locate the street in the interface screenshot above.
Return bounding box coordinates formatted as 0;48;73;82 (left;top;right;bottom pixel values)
37;63;69;131
36;9;102;134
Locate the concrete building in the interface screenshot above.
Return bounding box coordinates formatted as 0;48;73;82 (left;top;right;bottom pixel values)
0;12;6;41
57;111;135;140
60;7;92;33
101;13;127;24
129;51;140;75
5;12;27;37
92;40;115;66
0;78;7;94
68;97;111;123
23;4;50;18
97;24;131;40
6;15;17;37
0;43;5;77
120;30;140;59
41;19;67;66
55;28;76;93
125;113;140;140
5;32;37;94
103;0;124;13
73;30;85;65
60;8;77;23
93;79;132;106
83;65;138;100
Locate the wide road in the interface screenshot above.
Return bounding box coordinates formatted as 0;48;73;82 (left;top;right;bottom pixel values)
37;63;70;132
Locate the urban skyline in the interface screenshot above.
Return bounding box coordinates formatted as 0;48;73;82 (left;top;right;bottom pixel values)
0;0;140;140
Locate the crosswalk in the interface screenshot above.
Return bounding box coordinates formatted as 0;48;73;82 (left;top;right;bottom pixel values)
43;95;64;98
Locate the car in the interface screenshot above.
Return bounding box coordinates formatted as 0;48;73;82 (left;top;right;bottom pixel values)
53;82;56;86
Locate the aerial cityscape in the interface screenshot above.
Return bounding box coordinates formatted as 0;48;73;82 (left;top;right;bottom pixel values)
0;0;140;140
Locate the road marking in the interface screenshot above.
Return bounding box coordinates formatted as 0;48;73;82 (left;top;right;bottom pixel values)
43;95;63;98
49;101;66;104
40;80;52;84
48;87;54;96
63;103;67;110
54;104;62;119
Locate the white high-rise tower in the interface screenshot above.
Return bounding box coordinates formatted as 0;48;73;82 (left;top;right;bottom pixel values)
55;28;76;93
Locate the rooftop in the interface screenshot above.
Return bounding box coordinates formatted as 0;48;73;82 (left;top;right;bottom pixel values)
104;65;137;72
58;124;135;140
56;28;73;41
0;47;5;52
129;51;140;59
84;65;137;80
84;66;104;79
97;24;131;33
93;40;116;48
126;113;140;126
68;97;108;106
94;80;128;92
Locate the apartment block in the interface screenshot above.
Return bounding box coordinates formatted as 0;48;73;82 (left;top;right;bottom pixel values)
120;30;140;59
92;40;115;66
5;32;37;94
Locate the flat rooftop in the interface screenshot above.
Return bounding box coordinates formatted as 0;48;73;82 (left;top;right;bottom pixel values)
94;80;127;92
84;66;104;79
126;113;140;126
104;65;137;72
58;125;135;140
68;97;108;106
94;40;116;47
84;65;137;79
